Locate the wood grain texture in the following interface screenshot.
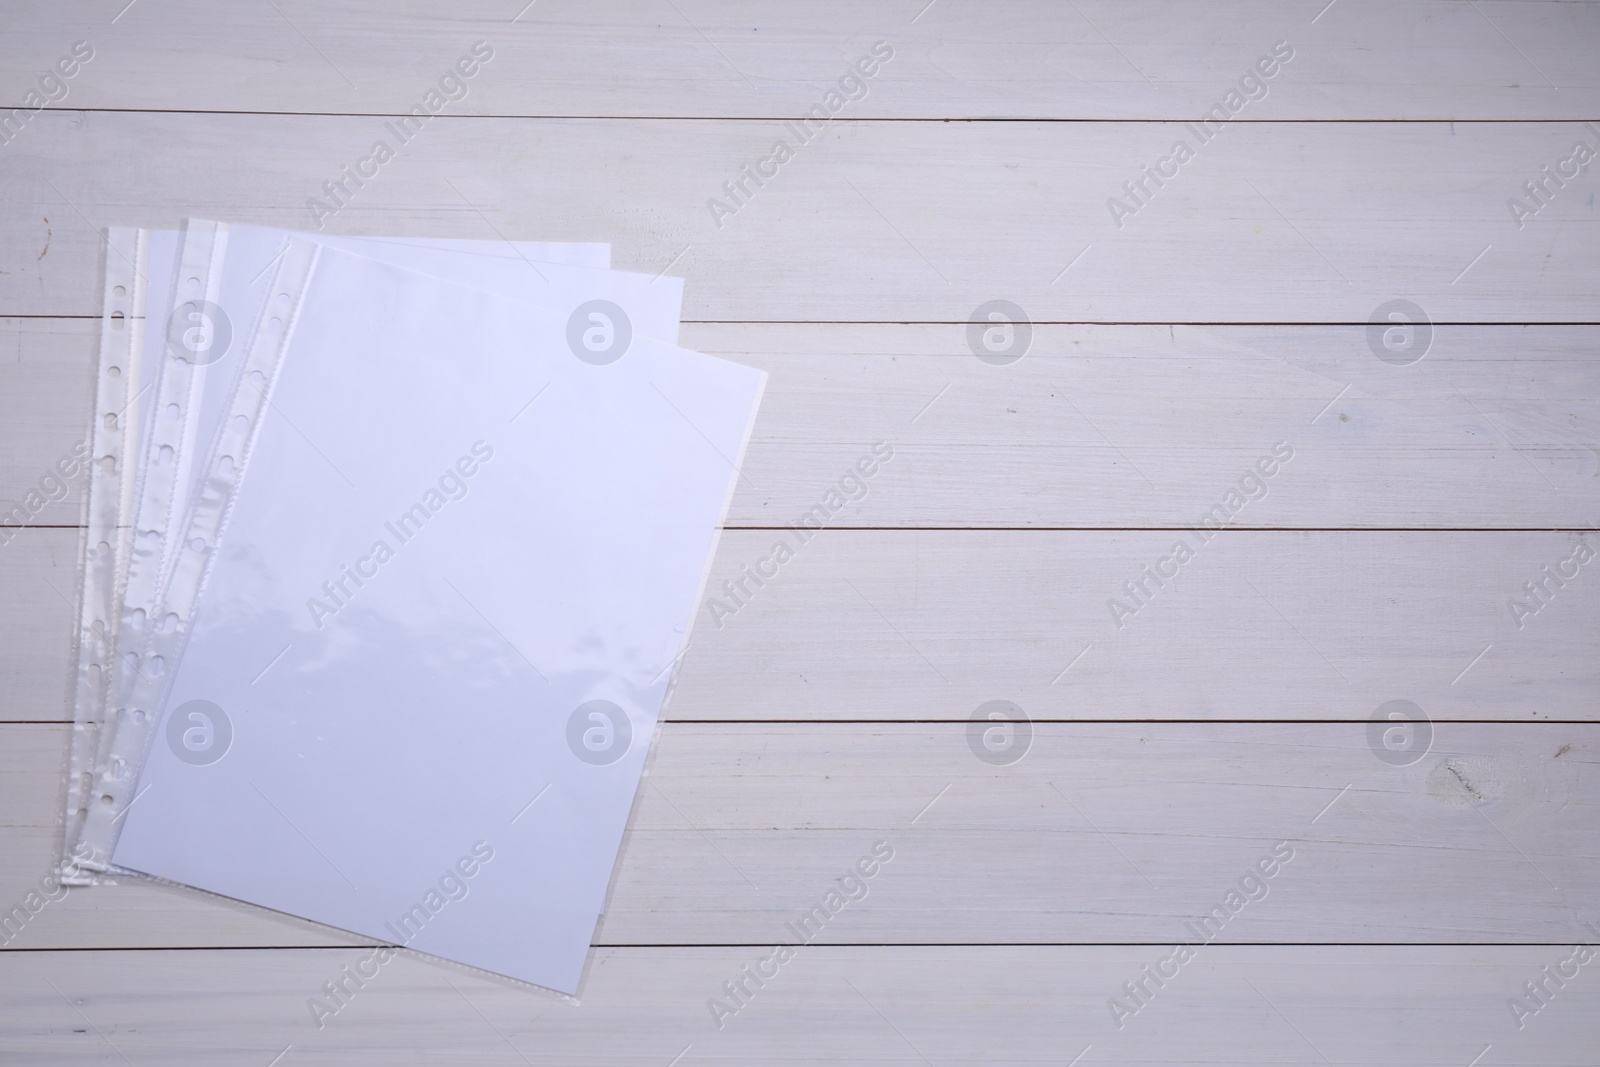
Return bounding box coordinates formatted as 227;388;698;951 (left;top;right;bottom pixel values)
0;318;95;531
5;319;1599;529
0;529;79;720
681;527;1600;721
3;722;1595;949
6;527;1593;726
4;947;1595;1066
3;0;1598;119
4;526;1598;722
1;114;1597;321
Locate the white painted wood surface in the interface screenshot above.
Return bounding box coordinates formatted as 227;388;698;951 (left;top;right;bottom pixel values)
4;722;1596;947
7;320;1600;529
3;0;1598;119
8;526;1598;721
2;115;1598;321
2;1;1597;1063
6;947;1595;1066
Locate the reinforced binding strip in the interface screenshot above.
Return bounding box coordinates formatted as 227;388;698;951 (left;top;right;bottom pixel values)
78;237;321;869
60;227;147;881
74;220;229;869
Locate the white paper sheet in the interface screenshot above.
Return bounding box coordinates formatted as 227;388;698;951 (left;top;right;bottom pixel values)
112;242;763;993
162;222;678;561
69;227;619;872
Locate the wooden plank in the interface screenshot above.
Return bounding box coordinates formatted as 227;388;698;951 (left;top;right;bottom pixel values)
0;318;96;531
5;527;1598;722
681;527;1600;721
3;946;1594;1064
2;114;1597;321
712;322;1600;530
3;0;1598;119
5;319;1599;529
0;530;77;721
4;722;1595;947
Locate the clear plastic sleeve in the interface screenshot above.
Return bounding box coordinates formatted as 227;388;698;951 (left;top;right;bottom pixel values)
59;227;148;880
74;224;674;866
109;243;761;993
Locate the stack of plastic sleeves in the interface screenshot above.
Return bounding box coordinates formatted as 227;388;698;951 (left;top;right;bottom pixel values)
60;220;765;995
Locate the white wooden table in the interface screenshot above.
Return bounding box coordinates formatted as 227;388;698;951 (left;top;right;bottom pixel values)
3;1;1598;1062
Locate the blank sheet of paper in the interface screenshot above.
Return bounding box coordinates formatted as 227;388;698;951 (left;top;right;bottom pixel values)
113;243;762;994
